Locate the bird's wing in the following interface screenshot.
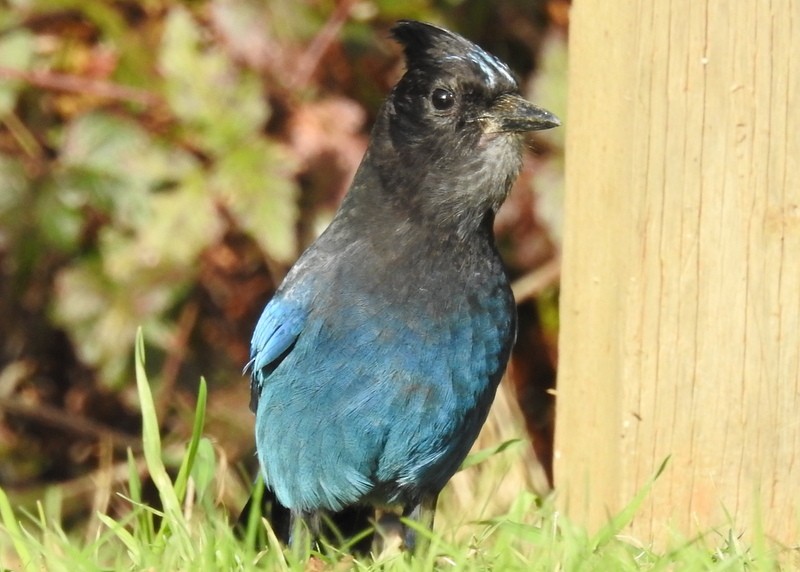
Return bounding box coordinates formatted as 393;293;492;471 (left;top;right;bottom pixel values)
247;295;307;412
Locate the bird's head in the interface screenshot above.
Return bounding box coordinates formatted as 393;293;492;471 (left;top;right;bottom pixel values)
363;20;559;236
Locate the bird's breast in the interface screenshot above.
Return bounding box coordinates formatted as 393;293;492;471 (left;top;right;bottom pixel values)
256;228;516;510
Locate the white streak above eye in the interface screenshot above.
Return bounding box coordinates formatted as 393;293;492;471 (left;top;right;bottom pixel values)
443;47;515;89
467;47;515;88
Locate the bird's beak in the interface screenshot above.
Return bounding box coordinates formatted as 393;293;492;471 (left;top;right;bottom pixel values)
480;93;560;134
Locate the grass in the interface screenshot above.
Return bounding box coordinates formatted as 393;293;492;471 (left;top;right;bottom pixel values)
0;330;794;570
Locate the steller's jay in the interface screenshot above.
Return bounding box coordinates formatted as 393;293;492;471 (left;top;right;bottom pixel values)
246;19;560;551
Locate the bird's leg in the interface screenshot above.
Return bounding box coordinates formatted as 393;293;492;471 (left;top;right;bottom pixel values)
291;507;375;555
372;510;405;557
402;493;438;553
288;510;320;556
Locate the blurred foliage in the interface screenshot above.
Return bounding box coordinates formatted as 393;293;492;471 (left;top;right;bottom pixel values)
0;0;566;522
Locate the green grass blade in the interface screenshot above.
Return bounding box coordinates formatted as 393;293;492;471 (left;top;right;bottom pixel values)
243;475;265;550
0;486;34;570
591;455;671;550
459;438;522;471
134;327;193;557
190;437;216;502
174;376;208;504
126;447;154;543
98;513;141;565
126;448;142;506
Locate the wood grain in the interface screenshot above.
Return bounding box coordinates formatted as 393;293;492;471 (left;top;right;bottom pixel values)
555;0;800;545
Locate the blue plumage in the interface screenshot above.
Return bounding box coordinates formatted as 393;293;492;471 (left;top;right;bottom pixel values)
247;20;559;550
253;215;514;511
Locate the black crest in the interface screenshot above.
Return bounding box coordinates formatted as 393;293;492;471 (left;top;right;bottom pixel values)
391;20;517;90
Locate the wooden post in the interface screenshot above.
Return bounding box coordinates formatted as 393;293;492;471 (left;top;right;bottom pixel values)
554;0;800;544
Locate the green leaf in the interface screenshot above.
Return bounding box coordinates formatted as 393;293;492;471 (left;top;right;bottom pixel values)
61;112;151;172
0;154;28;218
60;112;197;225
159;6;268;152
157;7;299;263
101;175;220;283
0;29;34;114
210;140;298;263
34;180;85;252
52;112;206;385
51;259;179;387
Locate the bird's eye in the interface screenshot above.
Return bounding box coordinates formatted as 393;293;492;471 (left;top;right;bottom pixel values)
431;88;455;111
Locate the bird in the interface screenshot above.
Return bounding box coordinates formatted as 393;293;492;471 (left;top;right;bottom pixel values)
246;19;560;552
